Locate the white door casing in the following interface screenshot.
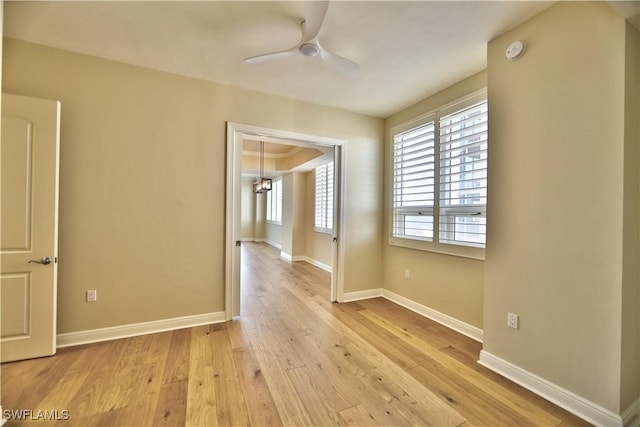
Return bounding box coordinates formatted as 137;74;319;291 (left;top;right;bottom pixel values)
225;122;345;319
1;93;61;362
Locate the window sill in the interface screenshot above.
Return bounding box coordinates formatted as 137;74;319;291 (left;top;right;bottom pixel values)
389;238;485;261
313;227;333;234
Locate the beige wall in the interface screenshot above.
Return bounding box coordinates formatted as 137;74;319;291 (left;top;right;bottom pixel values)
2;38;384;333
240;179;256;239
265;222;282;248
484;1;636;414
281;173;306;259
254;192;266;240
383;71;487;329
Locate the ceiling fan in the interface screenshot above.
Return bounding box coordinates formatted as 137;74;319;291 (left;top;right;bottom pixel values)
244;1;361;77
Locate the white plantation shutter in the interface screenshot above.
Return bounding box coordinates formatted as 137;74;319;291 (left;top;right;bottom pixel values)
392;119;436;241
390;89;488;258
438;99;488;248
266;178;282;223
266;188;272;220
314;162;334;232
276;179;282;223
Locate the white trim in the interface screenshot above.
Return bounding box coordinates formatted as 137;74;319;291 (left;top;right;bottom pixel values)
622;397;640;427
265;242;330;267
343;288;384;302
265;240;282;250
280;251;303;262
226;122;347;317
56;312;225;348
280;252;293;261
281;253;326;267
478;350;624;427
239;237;266;243
332;146;346;302
382;289;483;342
301;256;332;273
226;123;243;319
313;227;333;234
340;288;483;342
276;252;333;272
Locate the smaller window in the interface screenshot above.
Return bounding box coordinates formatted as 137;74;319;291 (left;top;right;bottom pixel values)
266;178;282;224
314;161;334;233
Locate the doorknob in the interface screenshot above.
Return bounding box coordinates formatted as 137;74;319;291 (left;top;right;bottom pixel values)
29;257;52;265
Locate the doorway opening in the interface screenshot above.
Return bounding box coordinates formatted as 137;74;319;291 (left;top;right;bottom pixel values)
225;122;345;319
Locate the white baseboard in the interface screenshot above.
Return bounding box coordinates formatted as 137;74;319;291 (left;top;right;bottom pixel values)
280;252;307;262
478;350;624;427
382;289;483;342
279;252;332;273
341;288;483;342
256;241;332;272
623;397;640;427
343;288;383;302
300;256;332;273
280;251;293;261
265;240;282;250
56;311;226;348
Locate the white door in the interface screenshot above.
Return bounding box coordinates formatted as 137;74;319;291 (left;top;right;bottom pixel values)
1;93;61;362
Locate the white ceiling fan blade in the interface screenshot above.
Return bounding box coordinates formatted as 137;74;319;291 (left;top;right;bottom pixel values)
302;0;329;42
244;48;298;65
245;0;360;77
320;49;361;77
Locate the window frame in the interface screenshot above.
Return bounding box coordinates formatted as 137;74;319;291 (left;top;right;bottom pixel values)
389;88;487;260
314;161;334;234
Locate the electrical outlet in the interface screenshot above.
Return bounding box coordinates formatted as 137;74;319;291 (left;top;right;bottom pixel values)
507;312;519;329
404;269;410;279
86;289;97;302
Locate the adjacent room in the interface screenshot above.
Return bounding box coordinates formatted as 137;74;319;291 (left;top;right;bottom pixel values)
1;1;639;426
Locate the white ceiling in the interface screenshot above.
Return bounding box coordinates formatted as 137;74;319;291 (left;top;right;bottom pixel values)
3;0;564;118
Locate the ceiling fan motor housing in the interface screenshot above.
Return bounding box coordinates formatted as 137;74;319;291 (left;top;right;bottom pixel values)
300;43;320;57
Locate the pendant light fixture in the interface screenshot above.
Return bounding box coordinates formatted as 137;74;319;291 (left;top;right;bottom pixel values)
253;141;272;193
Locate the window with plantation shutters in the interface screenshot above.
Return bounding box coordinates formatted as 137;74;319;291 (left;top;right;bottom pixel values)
266;178;282;224
314;161;334;233
390;89;487;259
392;120;436;241
439;99;488;248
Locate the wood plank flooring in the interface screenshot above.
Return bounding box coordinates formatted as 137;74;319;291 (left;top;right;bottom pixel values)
1;242;590;426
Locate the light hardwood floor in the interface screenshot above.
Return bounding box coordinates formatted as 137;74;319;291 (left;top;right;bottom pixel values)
1;242;590;426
